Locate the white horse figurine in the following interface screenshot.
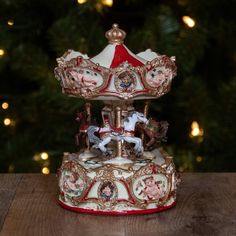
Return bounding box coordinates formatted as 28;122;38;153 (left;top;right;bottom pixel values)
87;112;148;157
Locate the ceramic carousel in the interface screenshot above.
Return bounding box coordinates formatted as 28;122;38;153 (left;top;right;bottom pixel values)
54;24;180;215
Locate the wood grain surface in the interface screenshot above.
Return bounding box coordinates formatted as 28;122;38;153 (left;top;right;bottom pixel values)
0;173;236;236
0;174;22;233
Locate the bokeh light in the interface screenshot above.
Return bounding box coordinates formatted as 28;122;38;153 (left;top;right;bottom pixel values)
77;0;87;4
41;152;49;160
2;102;9;109
190;121;203;137
102;0;113;7
3;118;11;126
182;16;195;28
7;20;14;26
0;49;5;56
196;156;203;162
42;167;50;174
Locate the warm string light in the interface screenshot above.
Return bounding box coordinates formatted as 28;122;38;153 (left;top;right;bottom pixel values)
7;20;14;26
77;0;113;7
77;0;87;4
33;152;49;161
3;118;11;126
196;156;203;162
42;167;50;175
33;154;40;161
182;16;195;28
101;0;113;7
33;152;50;173
190;121;203;138
40;152;49;160
2;102;9;109
0;49;5;56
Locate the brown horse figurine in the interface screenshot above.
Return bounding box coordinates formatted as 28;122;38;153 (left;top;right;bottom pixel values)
137;118;169;150
75;111;89;148
75;110;97;149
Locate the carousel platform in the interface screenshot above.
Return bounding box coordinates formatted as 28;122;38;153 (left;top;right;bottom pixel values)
58;148;180;215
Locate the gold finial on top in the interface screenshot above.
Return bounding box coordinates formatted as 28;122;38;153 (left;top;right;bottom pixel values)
105;24;126;44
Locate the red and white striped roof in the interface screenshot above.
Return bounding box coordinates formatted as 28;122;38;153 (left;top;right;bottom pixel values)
91;44;147;68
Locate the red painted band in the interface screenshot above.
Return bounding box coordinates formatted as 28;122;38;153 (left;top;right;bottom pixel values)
59;200;176;215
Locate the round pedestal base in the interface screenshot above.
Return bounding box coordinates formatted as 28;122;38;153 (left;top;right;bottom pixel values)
59;200;176;215
58;148;180;215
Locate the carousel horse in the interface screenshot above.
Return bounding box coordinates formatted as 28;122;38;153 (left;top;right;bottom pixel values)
137;118;169;150
87;112;149;157
75;110;96;148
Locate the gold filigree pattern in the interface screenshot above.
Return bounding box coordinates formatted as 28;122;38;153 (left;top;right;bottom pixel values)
55;53;176;100
58;150;177;211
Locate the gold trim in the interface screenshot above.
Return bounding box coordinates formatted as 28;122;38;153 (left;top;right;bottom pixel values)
97;180;118;202
128;163;173;206
55;55;176;100
59;149;177;210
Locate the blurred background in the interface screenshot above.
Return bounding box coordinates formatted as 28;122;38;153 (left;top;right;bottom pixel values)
0;0;235;174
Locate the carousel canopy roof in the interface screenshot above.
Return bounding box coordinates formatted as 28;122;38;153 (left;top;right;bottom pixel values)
91;44;146;68
54;24;177;100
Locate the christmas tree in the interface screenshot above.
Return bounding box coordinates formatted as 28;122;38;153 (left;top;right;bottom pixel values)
0;0;235;173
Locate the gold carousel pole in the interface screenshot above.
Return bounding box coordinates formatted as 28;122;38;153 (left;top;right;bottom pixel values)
142;100;151;141
144;100;150;117
85;102;91;150
115;106;122;157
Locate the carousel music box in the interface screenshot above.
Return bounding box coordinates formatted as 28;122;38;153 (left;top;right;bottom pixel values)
54;24;180;214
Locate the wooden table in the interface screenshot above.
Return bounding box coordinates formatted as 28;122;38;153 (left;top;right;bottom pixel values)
0;173;236;236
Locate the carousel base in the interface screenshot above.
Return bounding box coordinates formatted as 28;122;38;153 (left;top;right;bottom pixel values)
59;200;176;215
58;148;180;215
